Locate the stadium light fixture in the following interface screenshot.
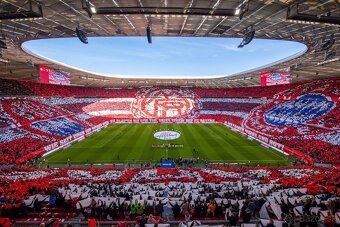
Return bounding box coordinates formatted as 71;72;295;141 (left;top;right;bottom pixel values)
0;51;8;63
287;3;340;26
83;0;96;18
88;2;97;14
90;6;96;14
235;0;249;20
81;4;248;18
0;0;43;21
0;58;9;64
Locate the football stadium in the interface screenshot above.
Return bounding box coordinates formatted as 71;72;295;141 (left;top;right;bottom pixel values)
0;0;339;226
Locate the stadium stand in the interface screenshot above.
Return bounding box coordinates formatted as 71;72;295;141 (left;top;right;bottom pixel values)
0;79;35;97
200;99;264;112
0;78;339;165
0;166;338;225
20;80;138;98
31;117;85;136
1;0;340;225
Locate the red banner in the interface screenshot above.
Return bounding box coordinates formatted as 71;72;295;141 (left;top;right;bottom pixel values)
39;65;71;85
260;71;291;86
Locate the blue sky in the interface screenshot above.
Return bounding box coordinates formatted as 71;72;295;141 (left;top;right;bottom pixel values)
22;37;307;79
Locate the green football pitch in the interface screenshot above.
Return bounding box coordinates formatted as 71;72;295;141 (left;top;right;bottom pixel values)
44;123;291;166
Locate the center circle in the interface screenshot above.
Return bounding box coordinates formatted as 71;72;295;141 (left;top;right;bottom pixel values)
154;131;181;140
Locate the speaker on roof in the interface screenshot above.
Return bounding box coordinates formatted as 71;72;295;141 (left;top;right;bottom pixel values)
242;29;255;46
146;25;152;44
314;34;335;52
76;27;88;44
324;49;336;61
238;26;255;48
0;39;7;49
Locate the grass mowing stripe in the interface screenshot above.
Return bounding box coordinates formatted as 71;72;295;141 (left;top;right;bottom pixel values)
92;124;130;162
199;124;244;161
164;124;179;160
116;124;152;161
209;124;286;162
47;124;127;163
108;124;137;161
81;124;131;163
189;124;226;160
130;124;155;161
202;124;249;161
176;124;198;159
141;124;160;161
81;124;123;148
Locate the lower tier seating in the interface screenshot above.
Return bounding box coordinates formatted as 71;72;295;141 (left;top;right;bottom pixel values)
0;166;338;225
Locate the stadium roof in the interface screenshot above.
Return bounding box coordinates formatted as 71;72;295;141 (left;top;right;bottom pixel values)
0;0;339;88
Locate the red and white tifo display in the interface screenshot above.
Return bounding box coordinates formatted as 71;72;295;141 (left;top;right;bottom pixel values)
0;78;339;165
131;88;200;119
0;166;339;224
82;88;200;119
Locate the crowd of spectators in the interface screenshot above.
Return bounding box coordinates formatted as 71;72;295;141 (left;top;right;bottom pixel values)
273;78;340;101
0;98;68;126
0;79;34;97
201;102;261;112
0;166;338;225
0;78;337;100
0;101;18;129
242;95;339;163
20;80;138;98
0;98;88;165
31;117;85;136
0;78;338;165
0;137;50;165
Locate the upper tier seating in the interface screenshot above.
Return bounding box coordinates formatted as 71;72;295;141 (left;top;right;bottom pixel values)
20;80;138;98
0;79;35;97
0;78;337;100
